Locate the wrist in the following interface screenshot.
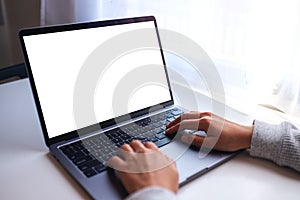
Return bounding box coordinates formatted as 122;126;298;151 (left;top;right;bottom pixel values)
241;125;254;149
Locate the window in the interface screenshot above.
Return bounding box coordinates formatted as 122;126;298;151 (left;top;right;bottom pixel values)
42;0;300;118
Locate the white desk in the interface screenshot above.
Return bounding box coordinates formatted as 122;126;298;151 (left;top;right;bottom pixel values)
0;79;299;200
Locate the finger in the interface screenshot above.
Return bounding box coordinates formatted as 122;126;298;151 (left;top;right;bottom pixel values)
181;134;218;149
120;143;134;152
166;111;212;131
144;141;159;150
166;118;207;134
107;155;126;170
166;119;196;134
166;115;182;129
181;134;204;146
130;140;147;153
117;144;134;160
166;112;201;129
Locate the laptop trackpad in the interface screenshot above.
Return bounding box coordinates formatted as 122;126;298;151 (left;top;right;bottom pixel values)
160;141;232;184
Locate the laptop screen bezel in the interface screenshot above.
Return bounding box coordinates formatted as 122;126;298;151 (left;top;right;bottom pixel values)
19;16;174;147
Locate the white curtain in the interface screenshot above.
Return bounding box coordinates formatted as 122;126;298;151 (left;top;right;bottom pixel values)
41;0;300;117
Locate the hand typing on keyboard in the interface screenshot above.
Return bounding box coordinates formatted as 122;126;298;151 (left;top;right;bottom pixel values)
107;140;178;195
165;112;253;152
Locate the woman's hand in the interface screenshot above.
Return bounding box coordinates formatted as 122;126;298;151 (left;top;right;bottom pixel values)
107;140;178;194
166;112;253;152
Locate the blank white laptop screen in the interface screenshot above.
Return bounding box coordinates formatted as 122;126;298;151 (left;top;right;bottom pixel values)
23;21;172;138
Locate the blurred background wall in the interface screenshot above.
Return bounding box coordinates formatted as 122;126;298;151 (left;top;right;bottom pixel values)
0;0;40;69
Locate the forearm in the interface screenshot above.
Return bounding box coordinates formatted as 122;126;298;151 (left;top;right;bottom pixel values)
250;120;300;172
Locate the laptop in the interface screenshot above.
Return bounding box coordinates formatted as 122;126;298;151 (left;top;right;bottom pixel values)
19;16;238;199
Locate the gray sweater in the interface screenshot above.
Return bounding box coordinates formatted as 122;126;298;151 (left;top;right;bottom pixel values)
126;120;300;200
251;120;300;172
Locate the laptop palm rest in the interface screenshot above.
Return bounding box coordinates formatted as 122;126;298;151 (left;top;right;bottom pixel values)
160;141;238;184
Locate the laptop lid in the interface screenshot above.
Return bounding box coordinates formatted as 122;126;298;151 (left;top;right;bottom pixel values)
19;16;174;147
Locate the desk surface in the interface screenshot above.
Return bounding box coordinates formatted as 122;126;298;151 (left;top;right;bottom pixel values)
0;79;299;200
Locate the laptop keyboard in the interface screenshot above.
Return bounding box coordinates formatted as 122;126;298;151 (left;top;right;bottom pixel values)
60;107;183;178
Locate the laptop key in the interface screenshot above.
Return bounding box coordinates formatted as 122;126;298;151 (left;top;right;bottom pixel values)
117;142;125;147
73;155;93;166
171;110;183;116
112;137;123;144
78;159;101;171
68;151;86;160
81;148;90;155
61;146;76;156
60;145;70;151
150;137;159;143
155;133;166;140
94;164;106;173
155;137;171;147
120;134;131;140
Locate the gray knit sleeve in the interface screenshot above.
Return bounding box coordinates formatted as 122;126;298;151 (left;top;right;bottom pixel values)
250;120;300;172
